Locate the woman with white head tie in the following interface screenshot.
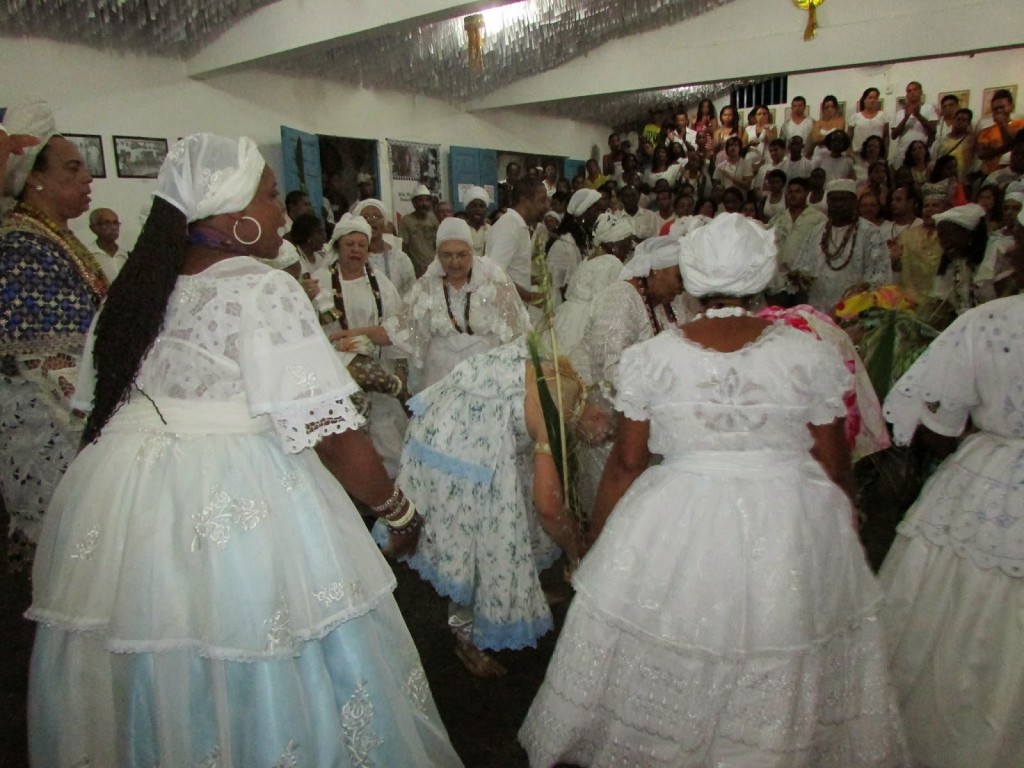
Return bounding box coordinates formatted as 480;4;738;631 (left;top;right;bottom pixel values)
520;213;907;767
26;133;462;767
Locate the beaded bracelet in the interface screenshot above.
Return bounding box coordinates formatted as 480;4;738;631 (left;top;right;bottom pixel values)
387;506;423;537
370;487;402;514
385;501;417;529
384;497;413;523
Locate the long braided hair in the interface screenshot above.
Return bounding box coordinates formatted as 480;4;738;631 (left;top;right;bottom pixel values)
82;196;187;444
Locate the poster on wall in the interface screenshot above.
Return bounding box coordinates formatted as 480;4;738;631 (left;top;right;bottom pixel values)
387;139;441;223
319;134;379;224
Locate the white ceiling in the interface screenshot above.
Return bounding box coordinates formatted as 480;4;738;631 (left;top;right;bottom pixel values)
2;0;1020;127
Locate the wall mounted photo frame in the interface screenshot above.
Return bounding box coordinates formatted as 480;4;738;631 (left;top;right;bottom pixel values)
64;133;106;179
937;90;970;110
113;135;168;179
982;85;1018;117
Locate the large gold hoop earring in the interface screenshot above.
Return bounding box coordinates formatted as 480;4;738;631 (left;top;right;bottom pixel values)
232;215;262;246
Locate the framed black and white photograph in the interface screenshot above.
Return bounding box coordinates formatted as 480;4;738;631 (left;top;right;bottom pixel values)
113;135;169;179
64;134;106;179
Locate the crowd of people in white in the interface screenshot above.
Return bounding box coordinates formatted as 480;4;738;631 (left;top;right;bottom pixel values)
1;76;1023;766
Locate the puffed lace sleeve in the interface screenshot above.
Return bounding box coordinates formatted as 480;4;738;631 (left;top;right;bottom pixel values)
239;269;364;453
798;333;855;426
883;313;977;445
612;341;654;422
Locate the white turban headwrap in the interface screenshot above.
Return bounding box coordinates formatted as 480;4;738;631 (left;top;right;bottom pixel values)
460;185;490;206
352;198;388;218
436;216;473;247
667;214;712;238
592;212;635;247
2;99;57;198
619;235;682;280
1004;192;1024;207
329;213;372;248
567;188;601;217
932;202;986;230
680;213;776;297
154;133;265;223
1006;180;1024;196
825;179;857;196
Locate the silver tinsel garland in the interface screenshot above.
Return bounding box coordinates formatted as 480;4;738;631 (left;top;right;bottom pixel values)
1;0;749;124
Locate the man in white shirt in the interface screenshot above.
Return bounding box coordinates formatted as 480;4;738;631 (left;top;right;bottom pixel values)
485;177;548;305
88;207;126;283
932;92;961;152
792;180;891;313
779;135;813;181
619;184;658;240
890;81;939;165
752;139;788;199
461;185;491;257
780;96;815;148
768;177;826;297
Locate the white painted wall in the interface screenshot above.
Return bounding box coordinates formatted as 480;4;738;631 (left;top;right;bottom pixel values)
0;37;606;251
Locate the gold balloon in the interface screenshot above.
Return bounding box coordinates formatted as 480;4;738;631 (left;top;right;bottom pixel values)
792;0;825;40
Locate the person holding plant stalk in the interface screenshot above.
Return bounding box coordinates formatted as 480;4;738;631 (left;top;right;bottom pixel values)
380;340;613;678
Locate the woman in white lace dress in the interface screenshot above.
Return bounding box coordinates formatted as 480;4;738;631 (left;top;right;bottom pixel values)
520;214;907;768
571;234;692;514
879;287;1024;768
320;213;408;478
552;211;635;362
340;217;530;393
26;134;462;768
382;340;609;678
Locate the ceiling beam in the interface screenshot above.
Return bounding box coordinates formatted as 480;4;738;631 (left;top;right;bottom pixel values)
466;0;1023;111
186;0;506;78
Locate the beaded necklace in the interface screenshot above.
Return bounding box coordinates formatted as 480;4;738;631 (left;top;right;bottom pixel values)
637;277;676;334
7;202;108;303
330;262;383;330
442;274;474;334
820;221;859;271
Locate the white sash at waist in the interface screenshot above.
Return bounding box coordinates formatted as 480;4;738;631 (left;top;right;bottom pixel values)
660;449;812;476
102;396;270;434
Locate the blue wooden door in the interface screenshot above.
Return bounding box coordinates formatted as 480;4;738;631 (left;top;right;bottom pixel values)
563;159;586;182
280;126;324;219
449;145;498;212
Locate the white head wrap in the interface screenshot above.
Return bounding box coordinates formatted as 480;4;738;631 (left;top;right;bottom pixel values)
592;212;635;247
352;198;388;218
436;216;473;247
1004;191;1024;207
932;203;986;230
460;185;490;206
567;188;601;217
412;184;433;200
329;213;372;249
154;133;265;223
619;235;682;280
679;213;777;297
667;214;712;238
2;99;57;198
825;179;857;196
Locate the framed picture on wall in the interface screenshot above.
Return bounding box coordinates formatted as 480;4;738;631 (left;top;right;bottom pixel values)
938;90;970;109
982;85;1018;117
64;134;106;179
113;135;168;179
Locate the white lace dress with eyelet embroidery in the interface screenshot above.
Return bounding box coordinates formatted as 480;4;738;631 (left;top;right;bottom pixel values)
879;294;1024;768
26;257;462;768
520;323;908;768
